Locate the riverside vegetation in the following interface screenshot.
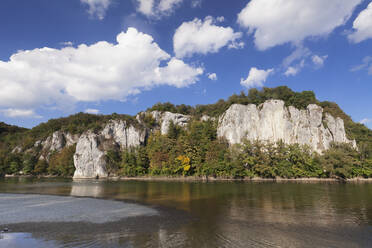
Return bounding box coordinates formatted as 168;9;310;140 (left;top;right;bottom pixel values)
1;86;372;179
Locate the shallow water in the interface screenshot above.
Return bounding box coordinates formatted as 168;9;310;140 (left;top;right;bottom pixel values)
1;178;372;247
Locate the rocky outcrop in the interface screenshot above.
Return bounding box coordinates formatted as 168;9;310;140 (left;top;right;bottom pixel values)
150;111;191;135
200;115;216;122
136;111;191;134
73;120;146;178
41;131;65;152
36;131;79;161
217;100;356;153
101;120;146;148
73;132;108;179
38;131;79;152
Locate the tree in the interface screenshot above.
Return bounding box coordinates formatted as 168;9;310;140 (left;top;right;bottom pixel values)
34;159;48;175
48;145;76;176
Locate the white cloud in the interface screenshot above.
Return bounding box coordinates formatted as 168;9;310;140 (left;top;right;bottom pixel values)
1;109;42;118
237;0;362;50
348;2;372;43
80;0;111;20
136;0;184;17
60;41;73;47
174;16;243;58
351;56;372;75
207;73;217;81
216;16;225;23
282;47;326;76
191;0;201;8
158;0;183;12
282;46;311;68
228;41;245;49
282;46;309;76
85;108;100;114
284;66;300;77
360;118;371;125
136;0;154;16
240;68;274;88
312;55;328;68
0;28;203;116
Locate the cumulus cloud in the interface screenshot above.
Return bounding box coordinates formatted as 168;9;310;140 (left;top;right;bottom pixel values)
174;16;243;58
0;28;203;117
312;55;328;68
348;2;372;43
80;0;111;20
240;68;274;88
207;73;217;81
85;108;100;114
237;0;362;50
350;56;372;75
1;109;42;118
136;0;184;17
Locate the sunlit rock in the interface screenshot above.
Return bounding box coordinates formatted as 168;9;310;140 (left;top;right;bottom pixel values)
217;100;356;153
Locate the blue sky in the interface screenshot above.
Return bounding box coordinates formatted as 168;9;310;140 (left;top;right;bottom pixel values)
0;0;371;129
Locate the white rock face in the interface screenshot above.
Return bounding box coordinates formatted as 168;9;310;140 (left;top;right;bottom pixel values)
40;131;79;152
42;131;66;152
200;115;216;122
73;120;146;178
101;120;146;149
73;132;108;179
217;100;356;153
37;131;79;161
150;111;191;135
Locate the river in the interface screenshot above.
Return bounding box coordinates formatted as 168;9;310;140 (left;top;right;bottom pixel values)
0;178;371;247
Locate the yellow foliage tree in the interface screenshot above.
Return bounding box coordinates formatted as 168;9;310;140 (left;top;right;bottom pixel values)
176;155;191;175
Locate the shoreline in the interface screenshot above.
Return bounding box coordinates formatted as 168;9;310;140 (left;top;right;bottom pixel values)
4;174;372;183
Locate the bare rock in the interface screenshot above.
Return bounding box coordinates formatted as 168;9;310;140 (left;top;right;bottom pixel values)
150;111;191;135
101;120;146;149
73;120;147;178
217;100;356;153
73;132;108;179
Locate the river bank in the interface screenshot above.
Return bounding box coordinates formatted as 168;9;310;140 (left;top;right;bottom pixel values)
4;174;372;183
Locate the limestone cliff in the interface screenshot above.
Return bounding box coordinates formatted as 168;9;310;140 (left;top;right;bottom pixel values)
73;120;146;179
150;111;191;135
73;132;107;179
101;120;147;149
36;131;79;161
136;111;191;135
27;99;357;178
217;100;356;153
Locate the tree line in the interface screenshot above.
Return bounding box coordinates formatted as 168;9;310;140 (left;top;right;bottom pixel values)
0;86;371;178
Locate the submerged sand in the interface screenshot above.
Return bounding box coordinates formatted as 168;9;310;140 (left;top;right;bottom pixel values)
0;194;157;225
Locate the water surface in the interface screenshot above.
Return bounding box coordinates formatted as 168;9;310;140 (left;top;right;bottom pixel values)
1;178;372;247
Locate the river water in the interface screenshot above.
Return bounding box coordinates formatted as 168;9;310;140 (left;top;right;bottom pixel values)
0;178;372;247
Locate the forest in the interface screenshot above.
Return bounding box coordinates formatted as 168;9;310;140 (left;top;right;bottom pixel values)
1;86;371;179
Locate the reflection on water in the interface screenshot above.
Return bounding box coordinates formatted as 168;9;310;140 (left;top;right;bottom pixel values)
1;178;372;247
70;179;104;197
0;232;58;248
